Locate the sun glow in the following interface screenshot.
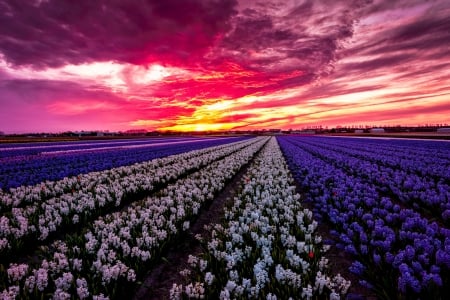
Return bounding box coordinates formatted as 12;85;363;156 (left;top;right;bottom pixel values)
160;122;240;132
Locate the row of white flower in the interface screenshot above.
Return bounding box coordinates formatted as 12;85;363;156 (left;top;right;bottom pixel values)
0;137;269;299
172;137;351;299
0;138;261;253
0;139;255;210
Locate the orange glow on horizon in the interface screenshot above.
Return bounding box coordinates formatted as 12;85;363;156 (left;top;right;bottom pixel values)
0;0;449;134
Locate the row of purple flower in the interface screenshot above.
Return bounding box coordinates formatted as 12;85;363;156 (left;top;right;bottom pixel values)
0;137;248;190
277;136;450;299
298;137;450;182
0;137;201;158
287;137;450;225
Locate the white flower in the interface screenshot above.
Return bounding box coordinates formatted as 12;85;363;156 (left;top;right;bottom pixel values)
24;275;36;293
71;258;83;271
275;264;285;283
219;288;231;300
266;293;278;300
179;269;191;277
185;282;205;299
127;269;137;282
35;268;49;291
315;271;328;294
225;280;237;292
54;272;73;291
330;291;340;300
7;263;29;282
199;259;208;272
0;238;10;251
204;272;215;285
188;255;199;267
92;293;110;300
301;284;313;300
1;285;20;299
53;288;70;300
76;278;90;299
183;221;190;231
169;283;182;300
229;269;239;282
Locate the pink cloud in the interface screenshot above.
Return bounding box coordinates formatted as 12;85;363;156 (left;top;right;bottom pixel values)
0;0;449;133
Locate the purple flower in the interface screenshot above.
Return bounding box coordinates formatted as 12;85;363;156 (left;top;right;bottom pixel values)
360;245;368;255
430;274;443;287
435;249;450;268
373;252;381;265
349;261;366;276
405;245;416;261
393;252;405;268
398;270;421;293
442;210;450;221
345;244;358;255
385;252;395;265
411;261;423;273
359;280;374;289
430;265;440;274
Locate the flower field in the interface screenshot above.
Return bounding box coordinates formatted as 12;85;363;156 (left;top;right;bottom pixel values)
278;135;450;299
0;137;248;189
173;137;350;299
0;135;449;299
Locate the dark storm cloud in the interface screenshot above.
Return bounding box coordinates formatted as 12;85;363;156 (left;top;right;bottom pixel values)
215;0;372;80
0;0;238;69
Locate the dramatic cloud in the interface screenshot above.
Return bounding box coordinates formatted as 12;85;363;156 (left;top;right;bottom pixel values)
0;0;237;68
0;0;449;133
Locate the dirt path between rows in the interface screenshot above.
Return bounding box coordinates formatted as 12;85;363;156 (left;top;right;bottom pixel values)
133;158;253;300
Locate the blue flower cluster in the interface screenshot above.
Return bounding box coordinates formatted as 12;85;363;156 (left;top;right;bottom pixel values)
0;137;248;190
277;136;450;298
285;136;450;225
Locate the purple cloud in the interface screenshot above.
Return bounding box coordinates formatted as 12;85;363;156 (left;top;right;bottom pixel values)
0;0;238;69
0;0;449;132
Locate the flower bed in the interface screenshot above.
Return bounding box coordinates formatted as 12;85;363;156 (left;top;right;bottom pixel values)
278;136;450;299
0;136;249;189
173;137;350;299
0;138;259;257
287;136;450;224
0;137;268;299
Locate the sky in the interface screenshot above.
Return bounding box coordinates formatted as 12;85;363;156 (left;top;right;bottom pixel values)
0;0;449;133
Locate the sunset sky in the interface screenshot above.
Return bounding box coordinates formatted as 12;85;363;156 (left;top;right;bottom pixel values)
0;0;449;133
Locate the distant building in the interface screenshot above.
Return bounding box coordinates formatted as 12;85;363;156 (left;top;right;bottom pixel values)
354;129;364;134
73;131;96;137
268;129;282;133
292;130;315;134
437;128;450;133
124;129;147;135
370;128;385;133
